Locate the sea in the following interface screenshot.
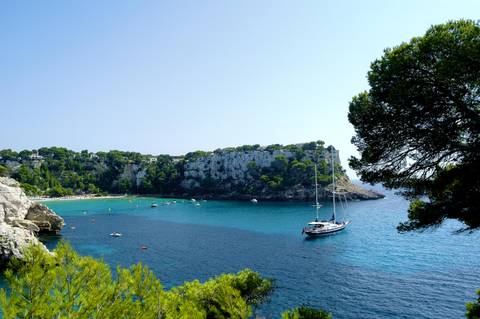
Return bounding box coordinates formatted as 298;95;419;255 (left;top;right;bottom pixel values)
8;184;480;318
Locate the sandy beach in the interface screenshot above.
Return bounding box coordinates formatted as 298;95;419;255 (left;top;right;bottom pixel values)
30;194;128;202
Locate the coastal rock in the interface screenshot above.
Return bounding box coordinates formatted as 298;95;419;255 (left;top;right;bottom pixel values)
0;224;40;264
333;175;384;200
0;176;31;222
179;146;382;201
0;177;64;263
25;202;65;234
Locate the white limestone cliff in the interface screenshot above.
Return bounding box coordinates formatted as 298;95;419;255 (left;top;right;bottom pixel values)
0;177;64;263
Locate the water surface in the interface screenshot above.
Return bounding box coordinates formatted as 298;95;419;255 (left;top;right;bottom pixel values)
37;186;480;318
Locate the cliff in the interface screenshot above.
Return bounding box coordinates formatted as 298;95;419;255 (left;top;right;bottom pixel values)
0;142;383;201
179;144;383;200
0;177;64;263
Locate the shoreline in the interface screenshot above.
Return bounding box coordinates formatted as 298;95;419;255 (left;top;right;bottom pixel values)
29;189;384;203
30;194;128;202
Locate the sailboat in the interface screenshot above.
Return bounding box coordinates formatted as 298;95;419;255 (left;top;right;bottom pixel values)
302;148;350;237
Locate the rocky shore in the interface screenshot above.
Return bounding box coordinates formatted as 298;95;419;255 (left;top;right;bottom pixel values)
0;177;64;264
172;176;384;201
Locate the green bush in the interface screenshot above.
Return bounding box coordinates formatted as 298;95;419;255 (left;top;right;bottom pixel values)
282;305;332;319
0;243;274;319
0;164;10;177
19;183;41;196
466;290;480;319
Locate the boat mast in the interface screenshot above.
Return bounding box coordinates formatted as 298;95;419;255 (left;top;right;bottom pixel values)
314;162;319;221
312;143;321;221
331;148;336;223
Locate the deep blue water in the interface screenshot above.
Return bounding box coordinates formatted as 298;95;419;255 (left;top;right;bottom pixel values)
28;186;480;318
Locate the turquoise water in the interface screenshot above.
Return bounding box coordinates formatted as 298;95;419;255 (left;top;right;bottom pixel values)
16;186;480;318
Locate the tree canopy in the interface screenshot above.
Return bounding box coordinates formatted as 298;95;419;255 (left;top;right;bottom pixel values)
467;290;480;319
281;305;332;319
0;243;339;318
0;243;275;319
0;141;342;198
348;20;480;231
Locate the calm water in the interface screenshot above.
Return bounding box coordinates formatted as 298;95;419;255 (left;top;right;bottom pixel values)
27;186;480;318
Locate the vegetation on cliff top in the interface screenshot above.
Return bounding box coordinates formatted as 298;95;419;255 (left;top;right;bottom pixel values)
0;141;344;197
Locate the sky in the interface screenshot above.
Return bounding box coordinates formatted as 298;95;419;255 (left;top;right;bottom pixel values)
1;1;479;177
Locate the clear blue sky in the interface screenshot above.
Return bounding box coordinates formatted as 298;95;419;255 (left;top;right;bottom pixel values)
1;1;478;176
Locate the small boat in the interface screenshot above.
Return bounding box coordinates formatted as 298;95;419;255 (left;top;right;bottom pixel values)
195;203;201;206
191;198;196;202
151;203;158;208
110;232;122;237
251;198;258;203
140;245;148;250
302;147;350;237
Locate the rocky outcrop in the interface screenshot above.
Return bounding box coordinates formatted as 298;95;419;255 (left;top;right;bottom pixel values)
0;177;64;263
179;145;383;201
25;202;64;234
328;175;384;200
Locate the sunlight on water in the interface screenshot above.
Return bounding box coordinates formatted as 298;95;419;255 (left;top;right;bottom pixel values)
37;187;480;319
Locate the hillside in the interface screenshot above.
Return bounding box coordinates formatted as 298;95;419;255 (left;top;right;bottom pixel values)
0;141;383;200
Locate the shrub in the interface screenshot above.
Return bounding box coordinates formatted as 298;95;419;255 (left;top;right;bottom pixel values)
0;243;275;319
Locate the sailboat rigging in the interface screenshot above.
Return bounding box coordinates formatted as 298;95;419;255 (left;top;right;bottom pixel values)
302;146;350;237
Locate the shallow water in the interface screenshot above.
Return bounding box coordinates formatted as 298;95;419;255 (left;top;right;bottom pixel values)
11;185;480;318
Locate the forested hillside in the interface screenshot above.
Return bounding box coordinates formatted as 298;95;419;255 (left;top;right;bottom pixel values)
0;141;351;199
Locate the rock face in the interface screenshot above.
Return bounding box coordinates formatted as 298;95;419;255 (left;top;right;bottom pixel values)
182;149;339;190
180;146;383;201
0;177;64;263
25;202;65;233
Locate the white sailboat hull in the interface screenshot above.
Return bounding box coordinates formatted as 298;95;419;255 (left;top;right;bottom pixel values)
303;221;350;237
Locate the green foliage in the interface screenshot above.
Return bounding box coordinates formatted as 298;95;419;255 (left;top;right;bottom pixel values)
234;144;261;152
302;141;324;151
0;147;183;196
47;185;73;197
265;144;283;152
282;306;332;319
0;243;275;319
247;161;257;170
0;164;9;177
466;290;480;319
0;149;19;161
1;140;342;198
139;155;182;194
19;183;41;196
185;151;210;162
348;20;480;230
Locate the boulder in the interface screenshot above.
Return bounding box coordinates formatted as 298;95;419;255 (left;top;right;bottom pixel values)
25;202;64;234
0;223;40;263
0;176;31;222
